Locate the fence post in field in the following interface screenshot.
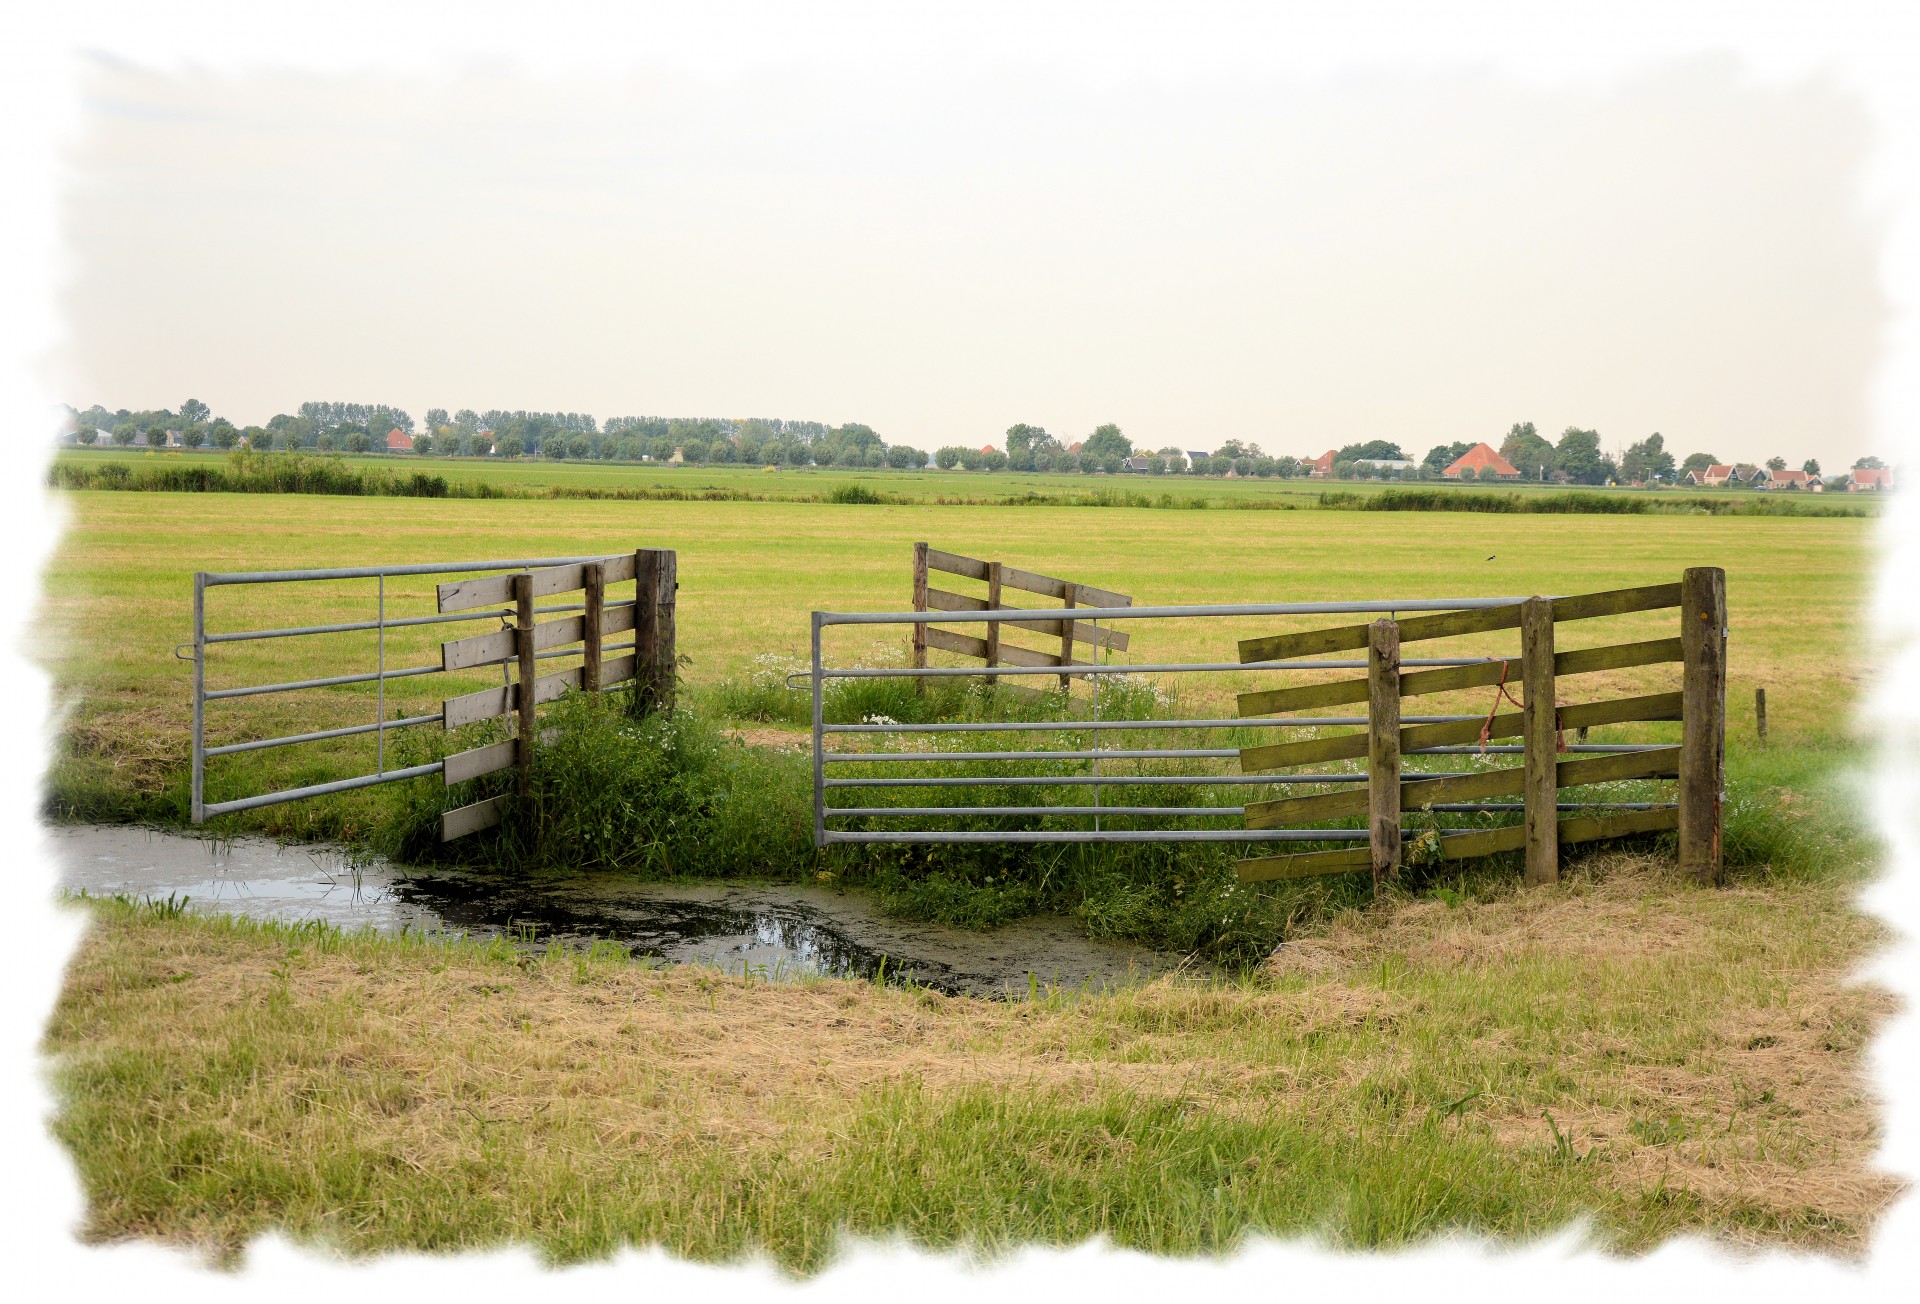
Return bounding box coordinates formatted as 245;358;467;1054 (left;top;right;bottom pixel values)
984;560;1003;683
1059;581;1078;694
1367;618;1401;889
632;549;657;716
1755;686;1767;743
1680;566;1728;884
911;542;929;695
582;561;605;694
648;548;677;714
1521;595;1559;886
514;572;536;796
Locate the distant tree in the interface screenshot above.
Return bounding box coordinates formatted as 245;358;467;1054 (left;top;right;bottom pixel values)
112;424;137;446
1274;455;1301;478
566;434;591;459
862;446;885;468
344;432;372;453
1082;424;1132;461
1765;455;1787;472
182;427;205;449
1622;433;1675;483
315;433;335;452
1251;456;1276;477
957;447;984;471
834;445;863;467
1680;451;1718;476
1476;464;1503;482
1423;442;1468;473
239;426;269;450
469;433;493;457
983;448;1009;472
711;439;738;463
1552;427;1609;485
1500;423;1555;480
1189;454;1212;476
886;444;921;469
644;436;673;462
76;427;98;445
179;398;210;426
1144;453;1168;475
1854;455;1886;470
1335;439;1407;463
413;433;433;455
145;425;167;447
1802;458;1821;476
495;434;524;458
934;446;962;470
1003;423;1046;470
425;408;449;431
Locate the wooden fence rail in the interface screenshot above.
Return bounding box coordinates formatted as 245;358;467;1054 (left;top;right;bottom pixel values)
437;547;677;841
1233;567;1725;888
912;543;1132;691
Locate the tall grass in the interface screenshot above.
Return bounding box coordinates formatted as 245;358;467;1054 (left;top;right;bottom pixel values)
1318;487;1863;518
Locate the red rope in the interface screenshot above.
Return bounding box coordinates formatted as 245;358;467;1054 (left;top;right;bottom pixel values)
1477;660;1526;751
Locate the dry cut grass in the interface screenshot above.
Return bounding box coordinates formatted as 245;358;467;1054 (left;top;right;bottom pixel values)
44;853;1899;1270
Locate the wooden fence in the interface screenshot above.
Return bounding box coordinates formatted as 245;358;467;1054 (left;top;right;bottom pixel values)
1233;567;1726;887
436;548;677;840
911;543;1132;689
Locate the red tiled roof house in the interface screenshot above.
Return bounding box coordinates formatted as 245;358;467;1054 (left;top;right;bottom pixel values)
385;427;413;452
1441;442;1519;480
1850;467;1894;492
1306;449;1336;478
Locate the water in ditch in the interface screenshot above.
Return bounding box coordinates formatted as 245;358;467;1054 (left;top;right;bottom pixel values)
47;825;1176;998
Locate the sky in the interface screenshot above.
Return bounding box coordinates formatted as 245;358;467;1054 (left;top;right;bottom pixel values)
56;50;1888;467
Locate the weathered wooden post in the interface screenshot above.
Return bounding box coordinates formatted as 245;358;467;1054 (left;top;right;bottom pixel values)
984;560;1003;683
647;548;677;713
911;542;929;695
1059;581;1078;695
1521;595;1559;886
1680;566;1728;883
1755;686;1767;744
1367;618;1401;890
514;572;536;796
582;561;605;694
631;549;656;717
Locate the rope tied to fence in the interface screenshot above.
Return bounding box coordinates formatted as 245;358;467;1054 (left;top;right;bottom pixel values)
1477;660;1526;752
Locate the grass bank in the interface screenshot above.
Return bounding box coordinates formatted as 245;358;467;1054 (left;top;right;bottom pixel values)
46;849;1896;1269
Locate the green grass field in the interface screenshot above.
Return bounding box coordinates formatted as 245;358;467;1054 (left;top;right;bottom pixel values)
56;444;1872;510
37;484;1896;1262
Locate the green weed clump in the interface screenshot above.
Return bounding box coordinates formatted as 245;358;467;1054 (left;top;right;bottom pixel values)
1318;488;1863;518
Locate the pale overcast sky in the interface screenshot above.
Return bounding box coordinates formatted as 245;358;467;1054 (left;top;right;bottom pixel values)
57;54;1885;465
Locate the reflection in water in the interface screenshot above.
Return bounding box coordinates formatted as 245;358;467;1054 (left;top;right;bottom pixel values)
48;825;1171;998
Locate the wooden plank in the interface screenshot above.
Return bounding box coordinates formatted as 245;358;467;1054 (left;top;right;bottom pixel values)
440;604;636;672
1239;690;1684;773
924;587;1129;650
1244;746;1681;829
443;739;518;786
1235;844;1374;883
633;548;657;716
436;553;636;613
1236;637;1683;719
443;665;584;729
995;564;1131;610
440;794;511;842
515;574;535;796
1368;619;1401;887
1237;582;1684;664
1679;566;1727;883
924;546;989;581
1521;596;1558;886
1384;804;1682;866
923;626;1084;668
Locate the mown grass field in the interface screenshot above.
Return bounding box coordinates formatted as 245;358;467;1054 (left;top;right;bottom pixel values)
37;485;1897;1262
57;445;1871;510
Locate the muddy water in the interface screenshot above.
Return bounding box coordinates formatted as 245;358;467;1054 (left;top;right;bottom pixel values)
49;825;1176;998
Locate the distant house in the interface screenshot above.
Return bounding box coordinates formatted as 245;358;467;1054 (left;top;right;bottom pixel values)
1441;443;1519;480
164;429;183;447
1758;468;1812;491
1067;441;1085;455
1187;450;1210;466
385;427;413;452
1849;467;1894;492
1306;449;1336;478
1122;455;1155;472
1731;464;1764;485
1685;464;1737;487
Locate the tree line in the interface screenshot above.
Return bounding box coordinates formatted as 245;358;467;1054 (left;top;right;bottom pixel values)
61;401;1876;484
